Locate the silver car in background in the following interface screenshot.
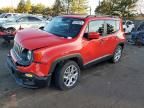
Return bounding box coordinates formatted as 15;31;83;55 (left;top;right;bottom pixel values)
0;15;48;42
0;15;47;33
0;13;21;24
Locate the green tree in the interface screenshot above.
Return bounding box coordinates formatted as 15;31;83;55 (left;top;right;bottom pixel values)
43;7;53;15
17;0;26;13
53;0;65;16
63;0;88;14
95;0;137;18
1;7;15;13
31;3;45;14
70;0;88;14
0;9;4;13
25;0;31;13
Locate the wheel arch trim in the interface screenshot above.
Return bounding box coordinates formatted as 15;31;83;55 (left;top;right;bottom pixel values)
48;54;84;75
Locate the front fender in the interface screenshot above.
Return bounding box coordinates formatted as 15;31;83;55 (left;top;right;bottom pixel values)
33;40;83;65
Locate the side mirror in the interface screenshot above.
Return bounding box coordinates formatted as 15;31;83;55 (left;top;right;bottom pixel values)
88;32;100;39
16;20;19;22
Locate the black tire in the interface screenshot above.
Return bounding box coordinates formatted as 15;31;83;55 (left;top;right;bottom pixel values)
110;45;123;63
39;27;44;30
6;27;16;35
54;60;80;90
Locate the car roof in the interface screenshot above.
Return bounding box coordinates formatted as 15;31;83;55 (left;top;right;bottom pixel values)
2;13;20;15
15;14;44;20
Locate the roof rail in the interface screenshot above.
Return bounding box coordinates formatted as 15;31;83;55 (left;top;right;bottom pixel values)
85;15;96;18
85;15;120;18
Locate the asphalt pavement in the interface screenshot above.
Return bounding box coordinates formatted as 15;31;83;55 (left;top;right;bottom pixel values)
0;38;144;108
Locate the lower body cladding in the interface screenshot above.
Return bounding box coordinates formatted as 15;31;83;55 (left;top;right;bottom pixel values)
7;55;51;88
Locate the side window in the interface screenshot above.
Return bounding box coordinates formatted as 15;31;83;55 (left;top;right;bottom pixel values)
5;14;11;18
28;16;41;22
115;21;120;31
89;20;104;36
17;17;28;22
105;20;119;35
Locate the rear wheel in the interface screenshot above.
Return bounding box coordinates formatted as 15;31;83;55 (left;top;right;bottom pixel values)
54;61;80;90
110;46;123;63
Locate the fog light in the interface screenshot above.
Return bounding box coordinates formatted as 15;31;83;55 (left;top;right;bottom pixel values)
25;73;33;78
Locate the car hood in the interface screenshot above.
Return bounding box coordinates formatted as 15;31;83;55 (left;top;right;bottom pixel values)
0;18;6;21
0;18;6;24
0;19;15;26
15;29;72;50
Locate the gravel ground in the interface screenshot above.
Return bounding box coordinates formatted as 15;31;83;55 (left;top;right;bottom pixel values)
0;38;144;108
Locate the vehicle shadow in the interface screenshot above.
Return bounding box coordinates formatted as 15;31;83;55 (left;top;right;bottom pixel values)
0;39;13;50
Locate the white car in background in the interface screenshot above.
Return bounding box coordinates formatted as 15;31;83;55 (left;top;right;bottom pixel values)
0;13;21;23
123;20;135;34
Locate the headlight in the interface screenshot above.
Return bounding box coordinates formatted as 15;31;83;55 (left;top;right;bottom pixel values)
27;50;32;61
21;49;32;61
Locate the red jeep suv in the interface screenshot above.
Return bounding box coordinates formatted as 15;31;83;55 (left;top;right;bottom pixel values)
7;15;126;90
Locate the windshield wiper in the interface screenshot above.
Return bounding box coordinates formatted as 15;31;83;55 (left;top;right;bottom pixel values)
49;32;66;38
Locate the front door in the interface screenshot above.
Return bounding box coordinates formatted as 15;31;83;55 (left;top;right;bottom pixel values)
81;20;106;64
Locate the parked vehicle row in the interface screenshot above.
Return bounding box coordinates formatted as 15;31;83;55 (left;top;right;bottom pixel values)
0;13;21;21
123;20;135;34
0;13;136;44
131;21;144;45
7;15;126;90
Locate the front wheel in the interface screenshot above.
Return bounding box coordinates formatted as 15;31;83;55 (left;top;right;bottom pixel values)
6;28;16;35
54;61;80;90
110;46;123;63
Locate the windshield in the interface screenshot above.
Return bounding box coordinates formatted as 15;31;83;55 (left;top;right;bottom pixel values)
44;17;84;38
0;14;6;18
8;16;19;20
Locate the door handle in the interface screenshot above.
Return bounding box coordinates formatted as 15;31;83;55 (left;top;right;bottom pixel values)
100;39;104;43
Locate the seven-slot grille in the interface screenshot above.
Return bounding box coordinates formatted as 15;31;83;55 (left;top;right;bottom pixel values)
13;42;23;58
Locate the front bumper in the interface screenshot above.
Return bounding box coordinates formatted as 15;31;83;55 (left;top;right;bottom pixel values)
7;55;51;88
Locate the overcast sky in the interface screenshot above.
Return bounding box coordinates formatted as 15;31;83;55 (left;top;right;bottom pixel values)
0;0;99;14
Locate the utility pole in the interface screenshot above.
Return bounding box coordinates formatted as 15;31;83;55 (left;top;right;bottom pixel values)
11;0;14;12
99;0;101;6
78;0;80;13
67;0;70;14
89;7;91;15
